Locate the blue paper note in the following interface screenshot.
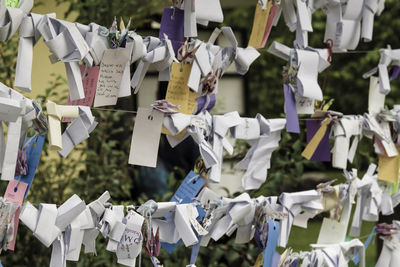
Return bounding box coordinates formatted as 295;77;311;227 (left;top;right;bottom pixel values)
263;219;280;267
170;171;205;204
161;172;206;254
353;226;376;264
14;135;45;198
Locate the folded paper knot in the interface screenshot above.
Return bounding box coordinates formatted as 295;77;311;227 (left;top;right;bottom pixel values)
0;0;33;41
138;200;158;218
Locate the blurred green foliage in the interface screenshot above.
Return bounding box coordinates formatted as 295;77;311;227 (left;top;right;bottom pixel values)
1;0;400;266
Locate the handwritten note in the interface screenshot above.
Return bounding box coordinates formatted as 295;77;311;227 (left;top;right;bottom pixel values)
63;65;99;122
94;48;130;107
162;63;199;136
295;94;315;114
248;2;271;48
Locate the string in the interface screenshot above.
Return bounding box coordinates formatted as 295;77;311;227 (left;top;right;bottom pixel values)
91;107;138;114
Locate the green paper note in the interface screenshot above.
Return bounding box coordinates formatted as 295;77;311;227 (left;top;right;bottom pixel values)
6;0;19;8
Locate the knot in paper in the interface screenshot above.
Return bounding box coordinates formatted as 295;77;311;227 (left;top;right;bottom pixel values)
138;200;158;218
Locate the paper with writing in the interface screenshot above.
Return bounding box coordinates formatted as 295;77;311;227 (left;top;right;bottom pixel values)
128;108;164;168
163;63;199;136
317;218;347;244
378;155;400;184
4;180;28;250
170;171;205;204
65;65;99;117
159;8;184;55
295;94;314;114
94;48;130;107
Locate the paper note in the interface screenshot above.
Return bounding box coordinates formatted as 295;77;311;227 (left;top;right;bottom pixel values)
263;219;280;267
14;135;45;198
283;84;299;133
296;50;323;101
248;2;271;48
306;119;331;162
163;63;200;136
94;48;131;107
5;0;18;7
295;94;315;114
302;118;331;160
67;66;99;106
4;180;28;250
378;155;400;183
170;171;205;204
260;3;279;48
128;108;164;168
368;76;385;115
317;217;347;245
159;8;184;55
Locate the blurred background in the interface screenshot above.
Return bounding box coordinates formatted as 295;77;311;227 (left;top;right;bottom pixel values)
1;0;400;266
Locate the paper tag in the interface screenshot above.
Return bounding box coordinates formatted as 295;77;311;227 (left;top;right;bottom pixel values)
317;217;347;245
4;180;28;250
263;219;280;267
378;155;400;183
368;76;385;115
305;119;331;162
283;84;300;133
162;63;200;136
170;171;205;204
128;107;164;168
94;48;131;107
14;135;45;198
248;2;271;48
159;8;184;55
302;118;331;160
63;66;99;122
116;211;144;262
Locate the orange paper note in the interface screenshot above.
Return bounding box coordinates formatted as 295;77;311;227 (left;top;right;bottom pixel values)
248;2;272;48
378;155;400;184
162;62;199;137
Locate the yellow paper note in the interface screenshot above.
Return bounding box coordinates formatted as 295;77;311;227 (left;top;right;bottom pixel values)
162;62;199;137
248;2;272;48
253;252;263;267
378;155;400;184
301;118;332;160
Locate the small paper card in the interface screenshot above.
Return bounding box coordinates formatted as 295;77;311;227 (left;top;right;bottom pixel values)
162;62;199;136
378;154;400;183
159;8;184;55
317;217;347;245
305;119;331;162
302;118;331;160
94;48;131;107
4;180;28;250
263;219;280;267
128;108;164;168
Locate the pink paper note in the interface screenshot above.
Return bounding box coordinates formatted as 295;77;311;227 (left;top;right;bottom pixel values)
4;180;28;250
63;65;99;122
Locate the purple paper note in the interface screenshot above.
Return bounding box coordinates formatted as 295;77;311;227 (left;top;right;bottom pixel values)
306;119;331;162
284;84;300;133
159;7;184;55
391;66;400;81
